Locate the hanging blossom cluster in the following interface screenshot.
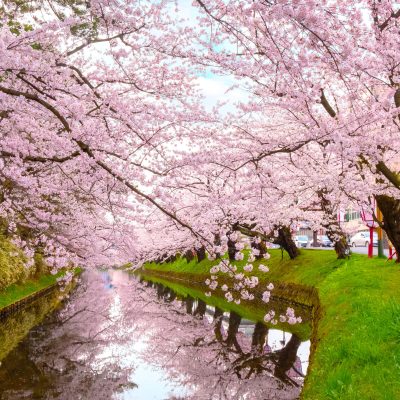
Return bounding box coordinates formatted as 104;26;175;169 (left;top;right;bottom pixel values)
204;235;302;325
56;270;75;292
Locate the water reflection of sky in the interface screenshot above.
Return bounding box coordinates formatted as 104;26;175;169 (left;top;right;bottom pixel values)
0;269;311;400
100;270;190;399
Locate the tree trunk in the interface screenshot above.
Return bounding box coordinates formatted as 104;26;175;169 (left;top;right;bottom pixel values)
164;254;177;263
251;240;267;260
332;235;349;259
184;249;194;263
213;233;221;258
195;246;206;262
318;189;350;259
156;283;164;299
312;230;318;247
274;334;302;381
226;311;242;352
323;220;349;259
213;307;224;341
273;226;299;259
193;299;207;318
227;237;236;262
232;221;298;259
185;296;194;314
165;288;176;303
376;195;400;262
251;322;268;354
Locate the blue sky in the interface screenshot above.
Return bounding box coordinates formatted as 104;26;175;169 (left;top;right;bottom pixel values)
176;0;249;112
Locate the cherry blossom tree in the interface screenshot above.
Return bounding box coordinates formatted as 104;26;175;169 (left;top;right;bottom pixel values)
190;0;400;257
0;0;209;269
2;0;400;277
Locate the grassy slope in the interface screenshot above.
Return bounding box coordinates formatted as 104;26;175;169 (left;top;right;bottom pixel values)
0;268;82;311
0;274;60;310
143;249;400;400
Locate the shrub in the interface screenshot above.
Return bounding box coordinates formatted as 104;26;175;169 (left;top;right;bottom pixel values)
0;234;29;291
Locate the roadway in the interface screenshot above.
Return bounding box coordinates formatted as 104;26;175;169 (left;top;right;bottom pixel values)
308;246;391;257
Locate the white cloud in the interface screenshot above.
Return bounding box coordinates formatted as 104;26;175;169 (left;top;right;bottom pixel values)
195;75;248;112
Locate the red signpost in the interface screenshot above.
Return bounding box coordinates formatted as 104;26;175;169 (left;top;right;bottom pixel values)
360;208;377;259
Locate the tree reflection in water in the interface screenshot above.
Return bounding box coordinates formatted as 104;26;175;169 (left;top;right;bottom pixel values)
140;278;308;400
0;271;139;400
0;270;309;400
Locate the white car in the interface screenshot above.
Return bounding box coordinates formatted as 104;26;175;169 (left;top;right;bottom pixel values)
294;235;309;248
349;231;378;247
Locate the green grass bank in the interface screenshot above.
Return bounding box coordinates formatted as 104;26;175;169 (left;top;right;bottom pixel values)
0;272;62;311
141;249;400;400
0;232;84;313
0;267;82;312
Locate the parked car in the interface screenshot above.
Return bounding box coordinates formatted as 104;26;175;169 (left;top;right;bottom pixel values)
349;231;378;247
294;235;310;248
317;235;333;247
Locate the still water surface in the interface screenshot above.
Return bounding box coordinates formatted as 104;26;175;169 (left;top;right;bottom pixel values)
0;270;311;399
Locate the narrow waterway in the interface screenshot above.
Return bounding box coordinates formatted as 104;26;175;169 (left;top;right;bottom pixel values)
0;269;311;400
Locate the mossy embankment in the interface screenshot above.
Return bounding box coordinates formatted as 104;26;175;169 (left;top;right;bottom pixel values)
141;249;400;400
0;234;82;313
0;287;69;361
0;272;62;311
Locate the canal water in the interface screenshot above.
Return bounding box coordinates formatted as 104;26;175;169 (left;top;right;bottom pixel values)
0;269;311;400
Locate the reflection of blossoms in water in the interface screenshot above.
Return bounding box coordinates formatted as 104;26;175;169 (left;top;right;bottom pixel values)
0;270;309;400
0;270;141;400
139;278;308;400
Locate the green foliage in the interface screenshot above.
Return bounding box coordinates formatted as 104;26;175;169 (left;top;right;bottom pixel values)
0;234;28;291
0;230;54;291
1;0;98;51
118;262;133;270
6;19;33;35
32;251;50;277
30;42;42;50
